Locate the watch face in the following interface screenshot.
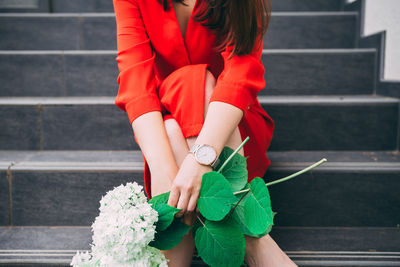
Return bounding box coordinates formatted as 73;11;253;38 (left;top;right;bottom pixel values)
195;145;216;165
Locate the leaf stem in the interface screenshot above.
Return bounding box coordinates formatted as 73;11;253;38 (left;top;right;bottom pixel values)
231;190;250;213
217;136;250;174
197;215;205;227
234;158;327;195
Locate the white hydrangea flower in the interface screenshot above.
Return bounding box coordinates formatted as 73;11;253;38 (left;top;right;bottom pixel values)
70;181;168;267
70;250;94;267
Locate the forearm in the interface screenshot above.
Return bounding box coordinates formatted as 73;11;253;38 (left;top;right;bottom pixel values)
195;101;244;157
131;111;179;178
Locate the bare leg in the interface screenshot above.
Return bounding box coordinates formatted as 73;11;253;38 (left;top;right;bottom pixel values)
160;118;194;267
244;234;297;267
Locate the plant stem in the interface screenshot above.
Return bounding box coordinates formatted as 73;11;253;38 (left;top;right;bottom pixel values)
234;158;327;195
217;136;250;173
196;215;205;227
231;190;250;213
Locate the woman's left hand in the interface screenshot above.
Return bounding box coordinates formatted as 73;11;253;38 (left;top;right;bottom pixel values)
167;153;213;225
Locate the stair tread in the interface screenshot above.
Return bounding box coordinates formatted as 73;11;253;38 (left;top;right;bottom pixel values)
0;48;376;54
0;0;344;13
0;226;399;266
0;11;359;17
0;95;398;105
1;150;399;171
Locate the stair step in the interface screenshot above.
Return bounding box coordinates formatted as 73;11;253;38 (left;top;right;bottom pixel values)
272;0;343;12
266;12;357;49
50;0;113;13
0;226;398;266
264;95;399;151
1;150;399;226
0;12;357;50
0;0;112;13
0;49;376;97
263;49;375;95
0;95;398;151
0;0;49;13
0;50;117;97
0;0;344;13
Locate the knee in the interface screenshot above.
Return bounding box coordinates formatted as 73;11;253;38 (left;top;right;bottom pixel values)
204;69;216;105
164;118;182;139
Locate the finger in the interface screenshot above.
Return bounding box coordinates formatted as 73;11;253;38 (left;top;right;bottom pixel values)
167;189;180;208
187;191;199;213
176;192;190;216
196;206;200;214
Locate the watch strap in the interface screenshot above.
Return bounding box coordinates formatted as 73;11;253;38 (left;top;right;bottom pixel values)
189;144;200;153
211;157;220;169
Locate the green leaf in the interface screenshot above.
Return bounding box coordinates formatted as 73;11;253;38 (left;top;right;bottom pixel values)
232;178;275;236
197;171;236;221
232;184;256;236
152;202;181;231
149;191;181;231
149;191;170;205
149;217;191;250
194;216;245;267
234;206;276;237
215;146;248;191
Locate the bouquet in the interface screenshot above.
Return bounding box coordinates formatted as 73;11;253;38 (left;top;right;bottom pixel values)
70;182;168;266
71;136;326;267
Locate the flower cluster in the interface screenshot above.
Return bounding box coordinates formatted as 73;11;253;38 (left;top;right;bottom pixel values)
70;182;168;267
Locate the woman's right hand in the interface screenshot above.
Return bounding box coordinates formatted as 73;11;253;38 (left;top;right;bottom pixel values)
151;166;197;226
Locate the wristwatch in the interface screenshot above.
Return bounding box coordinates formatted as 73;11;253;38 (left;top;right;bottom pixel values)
189;144;220;169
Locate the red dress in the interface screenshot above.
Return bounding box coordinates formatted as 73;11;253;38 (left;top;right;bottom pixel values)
112;0;275;198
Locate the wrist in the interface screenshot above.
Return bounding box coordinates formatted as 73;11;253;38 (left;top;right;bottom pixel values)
186;152;213;172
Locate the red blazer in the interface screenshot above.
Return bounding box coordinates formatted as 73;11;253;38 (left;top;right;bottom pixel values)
113;0;275;198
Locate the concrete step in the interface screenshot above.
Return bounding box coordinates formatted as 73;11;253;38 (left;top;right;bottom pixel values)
0;12;357;50
0;49;376;97
272;0;343;12
0;0;343;13
265;12;357;49
0;0;49;13
0;150;399;227
0;95;398;151
0;0;112;13
49;0;113;13
263;49;375;95
0;226;399;266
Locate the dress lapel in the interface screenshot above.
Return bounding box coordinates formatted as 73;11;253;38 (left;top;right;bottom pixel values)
168;0;199;65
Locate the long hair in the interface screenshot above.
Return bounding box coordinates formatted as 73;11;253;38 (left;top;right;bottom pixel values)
159;0;271;59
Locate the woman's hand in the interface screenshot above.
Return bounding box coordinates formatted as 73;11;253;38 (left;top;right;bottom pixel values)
167;152;213;225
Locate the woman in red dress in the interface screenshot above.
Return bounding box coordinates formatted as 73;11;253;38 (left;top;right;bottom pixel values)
113;0;296;265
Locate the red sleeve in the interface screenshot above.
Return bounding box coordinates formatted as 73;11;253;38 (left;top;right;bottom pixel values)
209;37;265;116
113;0;161;125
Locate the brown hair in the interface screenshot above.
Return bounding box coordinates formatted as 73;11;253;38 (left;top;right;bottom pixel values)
159;0;271;59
